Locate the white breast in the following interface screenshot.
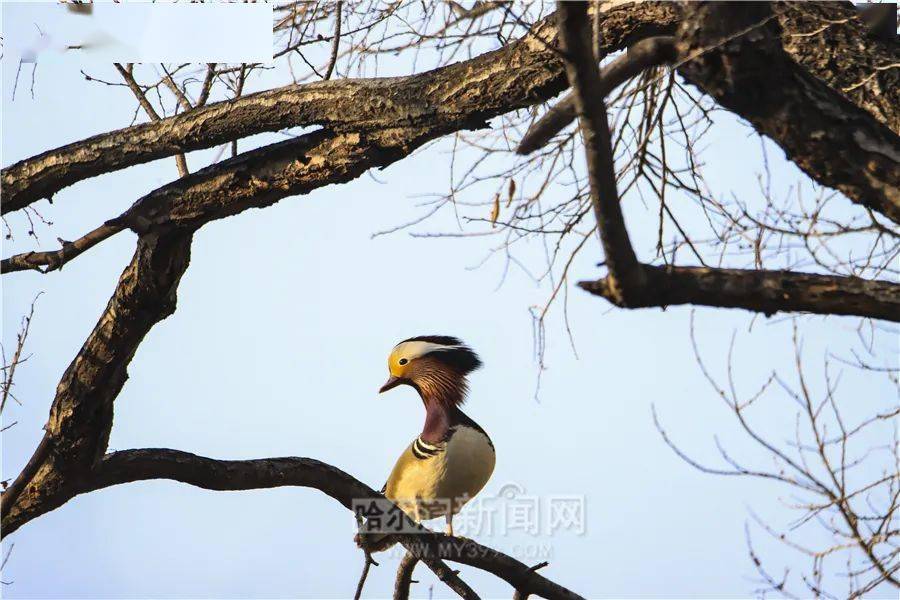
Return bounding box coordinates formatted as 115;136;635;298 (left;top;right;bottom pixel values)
438;426;496;505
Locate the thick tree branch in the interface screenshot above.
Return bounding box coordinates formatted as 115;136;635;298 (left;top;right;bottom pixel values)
3;4;681;274
557;1;645;304
2;443;584;598
48;448;580;600
519;2;900;223
3;3;895;226
95;451;483;598
3;126;462;275
0;229;194;528
108;128;443;232
554;2;900;323
394;552;420;600
579;265;900;322
779;2;898;134
1;3;680;216
520;3;900;156
675;1;900;224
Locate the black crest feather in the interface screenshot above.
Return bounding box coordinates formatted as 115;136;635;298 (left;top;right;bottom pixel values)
401;335;483;375
402;335;463;346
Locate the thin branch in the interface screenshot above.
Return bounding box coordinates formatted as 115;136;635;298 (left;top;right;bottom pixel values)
323;1;343;80
1;295;40;414
354;550;379;600
2;223;124;274
517;35;676;155
114;63;189;177
161;65;193;113
196;63;217;106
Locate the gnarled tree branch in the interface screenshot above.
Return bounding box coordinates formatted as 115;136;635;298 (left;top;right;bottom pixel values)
579;266;900;322
0;228;194;528
675;1;900;224
557;1;900;322
557;0;645;304
1;3;681;216
82;448;581;600
520;1;900;223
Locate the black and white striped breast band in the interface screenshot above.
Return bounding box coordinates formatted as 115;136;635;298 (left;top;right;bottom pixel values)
411;436;445;460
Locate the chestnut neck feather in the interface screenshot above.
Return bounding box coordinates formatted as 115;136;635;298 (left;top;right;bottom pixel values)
412;364;469;443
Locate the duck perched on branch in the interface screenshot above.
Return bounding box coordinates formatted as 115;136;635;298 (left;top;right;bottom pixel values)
359;336;495;551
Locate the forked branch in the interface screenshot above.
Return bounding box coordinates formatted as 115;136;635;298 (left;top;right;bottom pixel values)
556;1;900;321
517;35;676;156
557;0;645;305
86;448;581;600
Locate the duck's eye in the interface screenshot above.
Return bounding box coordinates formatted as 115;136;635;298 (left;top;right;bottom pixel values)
399;358;409;366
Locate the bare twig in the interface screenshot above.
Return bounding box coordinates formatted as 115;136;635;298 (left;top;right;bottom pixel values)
354;550;378;600
517;35;676;155
1;294;40;415
196;63;217;106
657;317;900;596
2;223;124;274
323;1;344;80
114;63;189;177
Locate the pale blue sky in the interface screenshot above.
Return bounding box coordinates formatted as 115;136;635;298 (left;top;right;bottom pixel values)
2;2;896;598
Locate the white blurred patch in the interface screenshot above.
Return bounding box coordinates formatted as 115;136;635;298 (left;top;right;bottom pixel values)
5;2;272;65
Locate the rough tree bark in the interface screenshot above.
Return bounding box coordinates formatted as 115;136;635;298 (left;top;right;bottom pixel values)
0;0;680;536
1;230;194;530
579;265;900;321
675;1;900;223
0;3;680;216
556;1;900;322
1;4;682;597
520;1;900;223
1;2;898;597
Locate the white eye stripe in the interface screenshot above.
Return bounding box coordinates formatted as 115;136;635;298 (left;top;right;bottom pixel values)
394;341;462;361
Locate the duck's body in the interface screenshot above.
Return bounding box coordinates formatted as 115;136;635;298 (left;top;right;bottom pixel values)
364;335;495;544
385;406;495;522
